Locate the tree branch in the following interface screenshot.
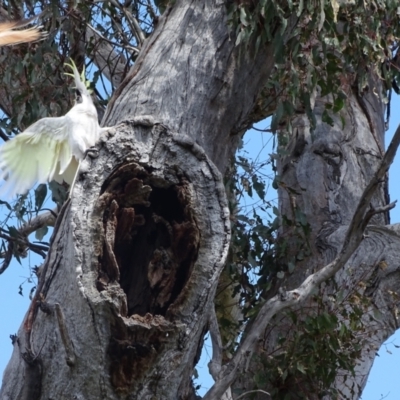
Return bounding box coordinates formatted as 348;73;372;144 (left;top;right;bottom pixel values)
0;209;56;273
19;209;57;237
86;23;139;55
84;24;128;89
0;230;48;265
108;0;146;47
236;390;271;400
0;127;9;142
123;7;146;47
208;306;223;380
203;122;400;399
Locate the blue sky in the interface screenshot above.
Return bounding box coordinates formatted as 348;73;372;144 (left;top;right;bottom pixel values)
1;95;400;398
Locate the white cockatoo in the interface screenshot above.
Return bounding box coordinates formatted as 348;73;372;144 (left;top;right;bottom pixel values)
0;59;107;198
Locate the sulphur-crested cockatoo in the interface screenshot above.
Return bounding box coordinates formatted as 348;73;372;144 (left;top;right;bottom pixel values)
0;59;107;199
0;20;43;46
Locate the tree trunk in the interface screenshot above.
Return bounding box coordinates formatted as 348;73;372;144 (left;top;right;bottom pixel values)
235;74;400;399
0;1;287;399
1;2;397;400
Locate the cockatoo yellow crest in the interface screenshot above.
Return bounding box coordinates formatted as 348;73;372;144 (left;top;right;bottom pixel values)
0;59;107;199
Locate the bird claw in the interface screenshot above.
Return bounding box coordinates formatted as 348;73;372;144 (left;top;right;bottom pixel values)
84;147;99;159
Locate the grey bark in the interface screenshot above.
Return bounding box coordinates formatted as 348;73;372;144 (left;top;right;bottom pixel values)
1;120;230;400
234;76;400;399
103;1;280;171
1;1;395;399
277;81;395;398
0;1;289;399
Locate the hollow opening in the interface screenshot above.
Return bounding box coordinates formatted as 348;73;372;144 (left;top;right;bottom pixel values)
100;165;199;317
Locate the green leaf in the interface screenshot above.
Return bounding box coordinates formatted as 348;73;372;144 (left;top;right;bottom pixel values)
252;176;266;200
35;226;48;242
333;96;345;112
295;209;307;227
235;29;244;46
322;109;334;126
0;199;11;210
239;7;248;27
35;184;47;211
281;369;288;382
271;101;284;132
297;362;306;374
273;33;285;64
288;261;295;273
297;0;304;16
8;226;19;238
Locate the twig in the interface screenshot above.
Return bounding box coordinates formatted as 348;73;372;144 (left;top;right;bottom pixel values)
251;125;273;133
0;230;49;254
108;0;146;47
208;306;223;380
0;127;9;141
208;307;235;400
20;209;57;237
202;122;400;399
86;23;139;54
123;7;146;46
236;390;271;400
0;209;55;270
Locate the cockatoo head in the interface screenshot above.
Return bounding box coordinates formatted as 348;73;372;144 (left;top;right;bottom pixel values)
64;59;92;104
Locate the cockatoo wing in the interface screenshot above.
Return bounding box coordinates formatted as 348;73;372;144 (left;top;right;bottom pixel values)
52;157;79;186
0;20;43;46
0;116;73;198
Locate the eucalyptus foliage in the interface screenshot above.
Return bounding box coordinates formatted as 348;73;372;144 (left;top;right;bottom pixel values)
229;0;400;130
0;1;398;398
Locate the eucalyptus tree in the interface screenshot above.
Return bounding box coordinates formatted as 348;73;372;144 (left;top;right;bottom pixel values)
0;1;400;399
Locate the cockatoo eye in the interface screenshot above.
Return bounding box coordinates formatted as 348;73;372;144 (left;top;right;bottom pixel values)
75;89;82;103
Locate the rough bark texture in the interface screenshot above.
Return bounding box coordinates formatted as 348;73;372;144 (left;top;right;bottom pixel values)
278;81;394;398
1;1;396;399
1;120;230;399
235;76;400;399
103;1;279;171
0;1;286;399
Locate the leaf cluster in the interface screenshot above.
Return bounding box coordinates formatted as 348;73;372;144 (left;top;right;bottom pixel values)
218;132;380;397
229;0;400;131
251;299;366;400
0;0;160;274
216;141;312;355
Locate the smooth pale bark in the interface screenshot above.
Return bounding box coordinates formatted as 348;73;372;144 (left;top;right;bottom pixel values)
0;1;292;399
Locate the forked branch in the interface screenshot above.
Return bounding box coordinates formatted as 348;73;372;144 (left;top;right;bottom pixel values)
203;123;400;399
